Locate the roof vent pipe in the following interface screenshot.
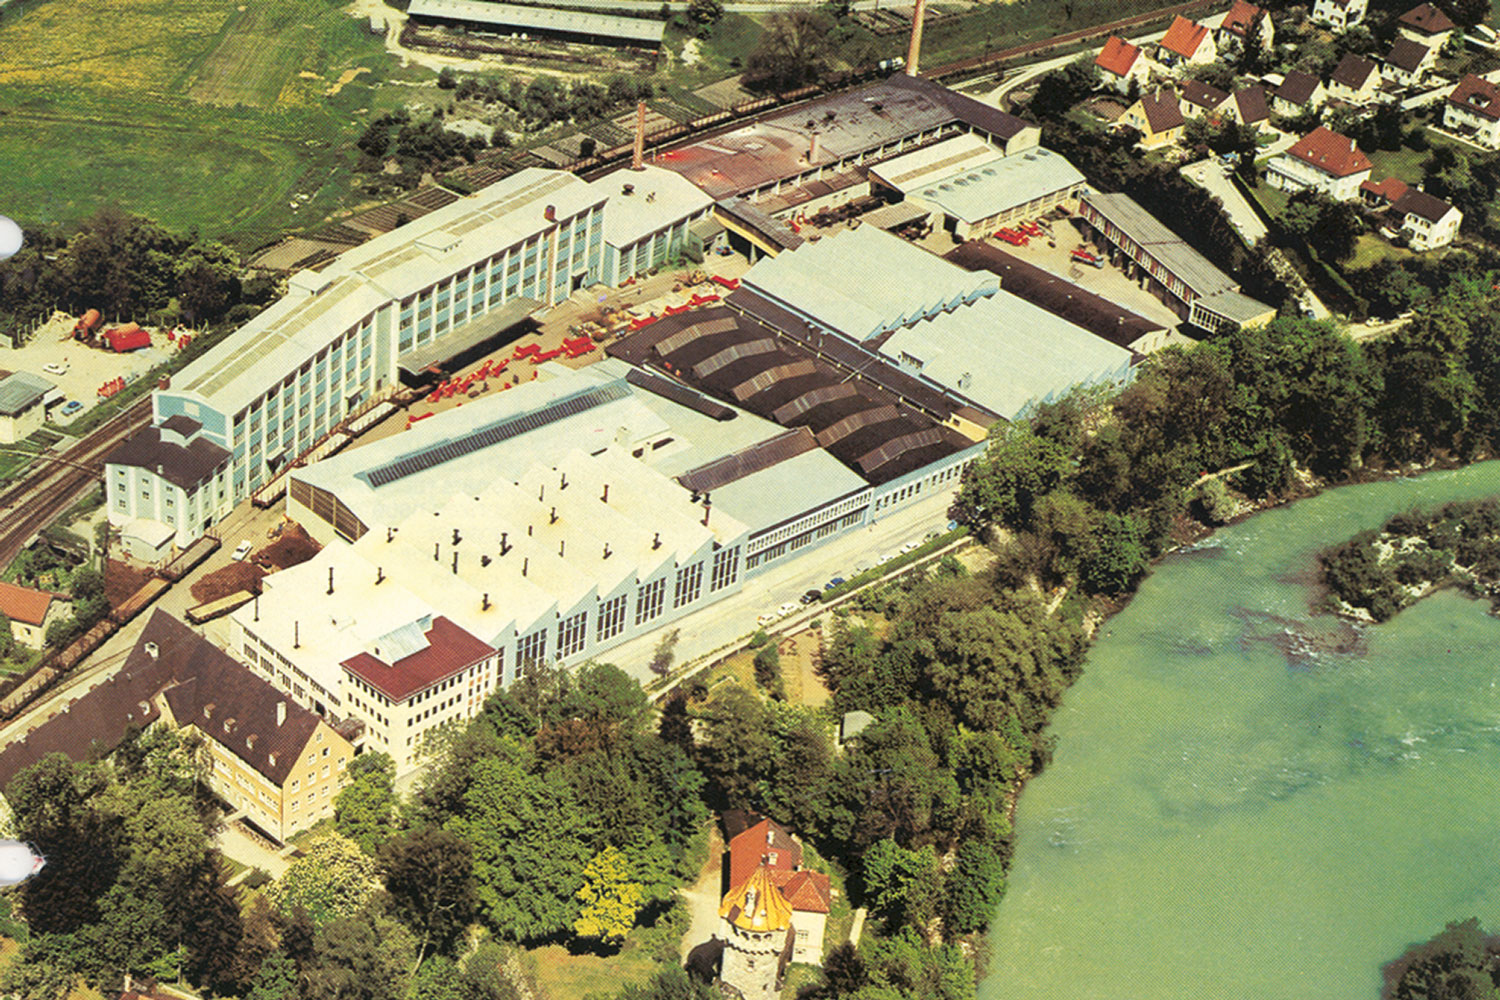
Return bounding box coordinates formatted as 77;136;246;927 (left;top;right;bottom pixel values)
523;557;529;577
328;566;334;595
452;528;461;546
559;539;566;558
603;543;612;559
560;471;568;490
653;532;661;550
434;542;440;562
387;527;394;542
376;566;385;585
550;506;558;524
294;621;300;649
482;593;490;611
601;483;609;503
539;483;545;501
500;531;510;555
452;551;459;575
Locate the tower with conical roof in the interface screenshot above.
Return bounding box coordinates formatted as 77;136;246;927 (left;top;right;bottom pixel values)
717;864;794;1000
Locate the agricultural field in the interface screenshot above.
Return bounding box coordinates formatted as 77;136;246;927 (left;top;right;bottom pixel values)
0;0;414;248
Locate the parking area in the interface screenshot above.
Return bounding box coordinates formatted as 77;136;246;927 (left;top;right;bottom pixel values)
0;313;182;425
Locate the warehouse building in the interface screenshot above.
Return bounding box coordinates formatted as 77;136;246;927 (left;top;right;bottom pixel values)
406;0;666;47
1078;191;1276;334
588;164;715;284
110;169;608;537
0;371;56;445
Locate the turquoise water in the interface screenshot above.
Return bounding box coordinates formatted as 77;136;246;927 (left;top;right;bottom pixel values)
981;462;1500;1000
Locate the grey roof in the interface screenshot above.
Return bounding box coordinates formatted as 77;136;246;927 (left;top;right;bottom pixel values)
0;372;53;417
590;164;714;248
396;296;541;374
1080;191;1239;299
708;448;868;534
862;201;932;230
910;147;1085;225
105;425;231;490
406;0;665;42
1197;288;1276;323
716;198;805;252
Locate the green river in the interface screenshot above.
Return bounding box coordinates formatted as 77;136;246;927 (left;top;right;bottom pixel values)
981;461;1500;1000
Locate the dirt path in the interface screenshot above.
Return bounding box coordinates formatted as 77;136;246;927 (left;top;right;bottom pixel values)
678;826;725;961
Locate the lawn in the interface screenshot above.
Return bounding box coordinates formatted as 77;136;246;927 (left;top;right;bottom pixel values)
1366;144;1431;186
0;0;402;246
1348;232;1416;268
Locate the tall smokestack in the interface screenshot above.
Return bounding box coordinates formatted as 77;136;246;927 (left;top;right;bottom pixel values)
906;0;928;77
632;100;647;170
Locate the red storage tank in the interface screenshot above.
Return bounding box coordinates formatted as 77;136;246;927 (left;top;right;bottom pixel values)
73;309;102;337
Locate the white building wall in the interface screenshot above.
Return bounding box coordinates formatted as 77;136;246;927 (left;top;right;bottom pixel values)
1444;103;1500;147
106;461;230;549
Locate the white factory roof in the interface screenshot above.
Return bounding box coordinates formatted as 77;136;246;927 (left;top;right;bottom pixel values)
171;169;604;416
740;225;998;342
868;133;1005;193
709;449;868;534
909;148;1086;225
878;292;1134;421
408;0;666;43
590;164;715;248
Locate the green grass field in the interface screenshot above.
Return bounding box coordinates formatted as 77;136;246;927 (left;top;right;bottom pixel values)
0;0;406;248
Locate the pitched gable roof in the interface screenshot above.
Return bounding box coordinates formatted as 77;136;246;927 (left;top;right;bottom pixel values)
1393;187;1456;223
1136;88;1185;133
778;869;833;914
1179;79;1230;111
1361;175;1411;204
1285;126;1373;177
1331;52;1378;89
1221;0;1265;37
0;581;63;627
1233;85;1270;123
1399;2;1455;34
1161;15;1211;58
1386;37;1433;72
728;817;802;890
1095;35;1143;77
1447;74;1500;120
1276;70;1323;106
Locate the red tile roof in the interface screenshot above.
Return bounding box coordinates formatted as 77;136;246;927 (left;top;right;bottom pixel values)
0;581;61;627
1221;0;1265;37
728;817;802;890
1361;175;1411;204
1161;15;1210;58
777;869;832;914
340;615;494;702
1448;74;1500;120
1095;36;1142;77
1285;127;1373;177
1399;2;1455;34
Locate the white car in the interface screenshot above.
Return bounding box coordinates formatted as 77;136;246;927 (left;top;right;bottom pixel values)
231;541;253;562
901;540;920;553
42;363;67;376
877;553;895;565
756;613;778;628
776;602;799;617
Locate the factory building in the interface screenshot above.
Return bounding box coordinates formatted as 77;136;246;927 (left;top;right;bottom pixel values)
406;0;667;48
588;164;716;284
110;168;608;536
105;415;232;551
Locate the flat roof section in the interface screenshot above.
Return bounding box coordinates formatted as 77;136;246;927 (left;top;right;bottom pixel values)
1080;191;1239;300
406;0;666;43
912;148;1086;225
709;449;868;535
868;133;1004;193
590;164;716;248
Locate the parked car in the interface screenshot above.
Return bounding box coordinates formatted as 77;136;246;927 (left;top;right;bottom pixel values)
824;577;846;591
877;553;895;565
231;541;253;562
42;363;67;376
776;602;799;617
59;400;83;416
800;590;821;605
757;613;778;628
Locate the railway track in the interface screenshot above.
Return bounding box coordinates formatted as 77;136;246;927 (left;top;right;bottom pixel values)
0;396;153;568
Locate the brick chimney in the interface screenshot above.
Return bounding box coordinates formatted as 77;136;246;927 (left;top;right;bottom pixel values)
906;0;928;76
633;100;647;170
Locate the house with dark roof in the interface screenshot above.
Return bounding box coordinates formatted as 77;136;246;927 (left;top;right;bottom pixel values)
1328;53;1381;104
1095;36;1150;94
1158;15;1217;66
1272;70;1328;118
1312;0;1367;30
0;371;56;445
1179;79;1231;119
1398;2;1456;49
1266;126;1373;200
0;580;69;649
1382;38;1436;87
1120;87;1186;148
1229;85;1272;130
105;415;231;552
1217;0;1273;51
1445;74;1500;146
0;611;353;842
723;815;833;966
1391;188;1463;249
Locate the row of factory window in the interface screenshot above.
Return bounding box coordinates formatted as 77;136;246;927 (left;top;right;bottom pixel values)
749;493;870;553
746;511;862;570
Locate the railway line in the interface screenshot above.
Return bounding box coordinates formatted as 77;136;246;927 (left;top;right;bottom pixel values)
0;396;153;568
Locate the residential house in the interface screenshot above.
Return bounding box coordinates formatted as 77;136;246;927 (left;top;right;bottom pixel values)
1382;38;1436;87
1095;36;1150;95
1179;79;1232;119
1229;85;1272;130
1397;2;1456;50
724;814;833;966
1359;175;1411;209
1328;53;1382;104
1391;188;1463;248
1265;126;1373;200
1272;71;1328;118
0;580;68;649
1120;87;1187;147
1158;16;1217;66
1217;0;1274;51
1312;0;1368;29
1444;74;1500;147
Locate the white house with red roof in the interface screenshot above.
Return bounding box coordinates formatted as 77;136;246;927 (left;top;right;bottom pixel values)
1095;36;1150;94
723;815;833;966
1157;15;1217;66
1266;127;1373;200
1217;0;1274;52
0;580;69;649
1312;0;1367;29
1445;74;1500;148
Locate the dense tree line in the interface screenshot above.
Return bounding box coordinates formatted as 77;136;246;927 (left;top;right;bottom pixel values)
1387;918;1500;1000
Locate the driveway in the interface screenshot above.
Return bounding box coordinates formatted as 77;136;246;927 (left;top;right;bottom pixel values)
216;820;293;880
1180;160;1268;246
679;828;725;962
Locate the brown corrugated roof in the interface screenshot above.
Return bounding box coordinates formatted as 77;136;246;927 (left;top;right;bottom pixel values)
1160;15;1210;58
677;428;819;493
339;615;493;702
1095;36;1142;77
1448;74;1500;121
0;580;62;627
1285;126;1372;177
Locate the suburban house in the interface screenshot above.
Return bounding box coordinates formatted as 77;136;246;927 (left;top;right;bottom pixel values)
1397;2;1456;49
1120;87;1186;147
1382;38;1436;87
723;814;833;967
1444;74;1500;147
1272;71;1328;118
1360;175;1412;210
1312;0;1368;29
1392;188;1463;249
1096;36;1150;95
1179;79;1231;119
1229;85;1272;130
0;611;355;843
1328;53;1382;104
0;372;55;446
0;580;69;649
1266;126;1373;200
1217;0;1274;51
1158;15;1217;66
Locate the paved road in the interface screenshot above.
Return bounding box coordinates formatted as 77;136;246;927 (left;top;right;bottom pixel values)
1180;160;1268;245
